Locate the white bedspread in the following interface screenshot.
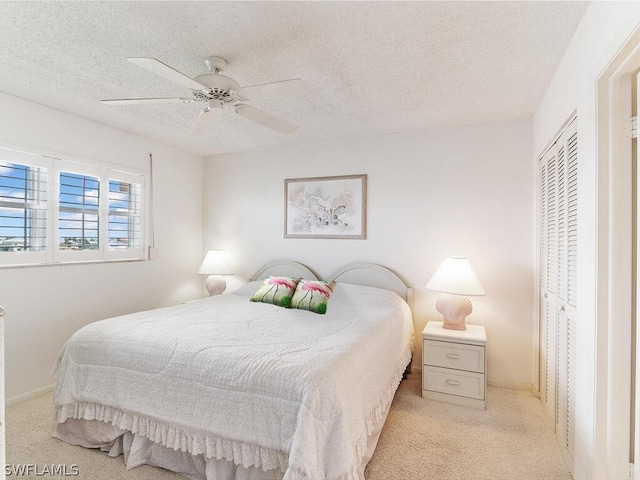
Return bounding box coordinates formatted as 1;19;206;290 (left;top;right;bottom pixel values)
53;282;413;480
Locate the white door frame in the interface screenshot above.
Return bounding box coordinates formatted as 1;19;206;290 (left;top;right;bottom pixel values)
595;26;640;479
0;307;4;480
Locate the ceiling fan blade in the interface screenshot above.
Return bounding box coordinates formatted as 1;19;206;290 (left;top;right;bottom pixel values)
235;104;298;134
234;78;310;102
101;97;193;105
193;109;217;135
127;57;208;91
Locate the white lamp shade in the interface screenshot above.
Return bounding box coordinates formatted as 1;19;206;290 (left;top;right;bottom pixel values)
426;257;485;296
197;250;233;275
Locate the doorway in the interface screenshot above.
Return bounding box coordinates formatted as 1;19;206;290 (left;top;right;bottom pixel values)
596;28;640;480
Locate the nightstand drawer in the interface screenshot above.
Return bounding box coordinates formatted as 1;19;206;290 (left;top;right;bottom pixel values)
423;339;485;373
423;366;485;400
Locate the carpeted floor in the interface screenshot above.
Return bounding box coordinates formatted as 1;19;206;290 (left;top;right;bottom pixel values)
7;373;572;479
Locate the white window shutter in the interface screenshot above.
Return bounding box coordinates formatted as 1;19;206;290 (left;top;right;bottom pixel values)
0;149;50;266
0;144;147;266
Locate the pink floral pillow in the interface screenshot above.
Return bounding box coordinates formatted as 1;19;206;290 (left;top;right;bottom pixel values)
291;280;336;314
250;276;300;308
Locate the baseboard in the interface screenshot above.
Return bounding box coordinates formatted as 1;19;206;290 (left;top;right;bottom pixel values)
6;383;54;407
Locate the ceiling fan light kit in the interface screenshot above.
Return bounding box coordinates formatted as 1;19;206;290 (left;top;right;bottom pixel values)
102;55;309;135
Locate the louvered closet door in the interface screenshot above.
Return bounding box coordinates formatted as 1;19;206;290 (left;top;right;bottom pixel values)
562;125;578;466
540;146;558;426
539;117;577;474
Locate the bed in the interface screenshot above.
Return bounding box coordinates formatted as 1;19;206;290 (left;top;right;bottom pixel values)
52;261;414;480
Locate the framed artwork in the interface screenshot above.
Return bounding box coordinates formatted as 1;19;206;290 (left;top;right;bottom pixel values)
284;174;367;239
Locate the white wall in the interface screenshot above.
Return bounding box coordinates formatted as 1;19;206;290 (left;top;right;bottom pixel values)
532;3;640;478
0;93;204;401
203;118;534;388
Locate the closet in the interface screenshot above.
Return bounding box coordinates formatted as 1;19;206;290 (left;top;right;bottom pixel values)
539;116;578;473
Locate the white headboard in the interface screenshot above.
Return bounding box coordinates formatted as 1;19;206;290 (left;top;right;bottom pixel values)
328;262;413;310
249;260;318;282
249;260;412;311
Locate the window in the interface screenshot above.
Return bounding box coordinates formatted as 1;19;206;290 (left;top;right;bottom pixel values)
0;145;146;266
0;161;47;253
109;179;142;250
58;172;100;251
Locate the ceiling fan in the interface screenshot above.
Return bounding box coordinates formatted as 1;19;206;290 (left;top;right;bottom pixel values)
101;56;310;135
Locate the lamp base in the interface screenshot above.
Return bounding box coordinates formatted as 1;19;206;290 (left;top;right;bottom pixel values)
435;293;473;330
205;275;227;296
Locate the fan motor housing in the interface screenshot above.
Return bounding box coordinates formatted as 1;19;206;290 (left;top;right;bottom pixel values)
193;73;239;102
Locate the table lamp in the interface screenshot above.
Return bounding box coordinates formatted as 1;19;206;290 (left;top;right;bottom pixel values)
198;249;233;296
426;256;486;330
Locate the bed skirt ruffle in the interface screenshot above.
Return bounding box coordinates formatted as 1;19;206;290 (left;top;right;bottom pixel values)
53;349;411;480
54;402;289;474
54;420;285;480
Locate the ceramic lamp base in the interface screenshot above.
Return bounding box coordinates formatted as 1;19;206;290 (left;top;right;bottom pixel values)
436;293;473;330
205;275;227;296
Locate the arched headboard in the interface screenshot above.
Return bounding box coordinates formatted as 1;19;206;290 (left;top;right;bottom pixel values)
249;260;318;282
328;262;413;309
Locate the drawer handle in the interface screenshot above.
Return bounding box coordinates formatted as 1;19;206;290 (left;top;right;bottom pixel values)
446;380;460;386
446;353;460;359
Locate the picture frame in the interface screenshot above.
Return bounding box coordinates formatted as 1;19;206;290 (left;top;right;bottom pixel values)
284;174;367;239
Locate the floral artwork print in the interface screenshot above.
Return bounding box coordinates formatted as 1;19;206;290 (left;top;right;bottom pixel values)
291;280;336;314
285;175;366;239
250;276;300;308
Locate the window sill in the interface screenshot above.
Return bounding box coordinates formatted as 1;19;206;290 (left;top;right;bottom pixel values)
0;257;149;270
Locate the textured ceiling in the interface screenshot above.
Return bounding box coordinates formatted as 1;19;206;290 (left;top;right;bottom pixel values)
0;1;588;156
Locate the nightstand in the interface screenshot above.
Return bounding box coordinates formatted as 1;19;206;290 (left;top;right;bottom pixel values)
422;321;487;409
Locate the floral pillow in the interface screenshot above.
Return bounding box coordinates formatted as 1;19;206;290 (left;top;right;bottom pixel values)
250;276;300;308
291;279;336;314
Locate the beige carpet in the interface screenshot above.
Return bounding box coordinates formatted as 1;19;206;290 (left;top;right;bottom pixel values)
7;373;571;479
